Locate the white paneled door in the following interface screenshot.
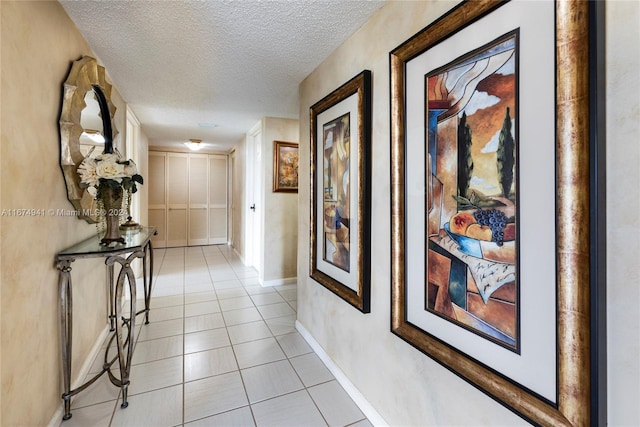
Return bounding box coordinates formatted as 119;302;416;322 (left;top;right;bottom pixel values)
167;153;189;247
188;154;209;246
149;151;228;248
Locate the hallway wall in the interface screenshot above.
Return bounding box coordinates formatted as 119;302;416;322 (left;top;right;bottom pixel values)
297;1;640;425
0;2;132;425
136;122;150;228
233;118;299;285
261;118;299;285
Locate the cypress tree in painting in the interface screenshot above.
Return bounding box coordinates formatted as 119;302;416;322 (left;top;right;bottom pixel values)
497;107;515;198
457;111;474;200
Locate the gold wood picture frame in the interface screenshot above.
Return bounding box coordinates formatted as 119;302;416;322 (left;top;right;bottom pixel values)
390;1;604;425
273;140;299;193
310;70;372;312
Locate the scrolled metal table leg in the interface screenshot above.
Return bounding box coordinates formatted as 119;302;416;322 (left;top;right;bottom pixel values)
57;260;74;421
109;251;140;411
121;393;129;409
143;240;154;324
107;263;115;331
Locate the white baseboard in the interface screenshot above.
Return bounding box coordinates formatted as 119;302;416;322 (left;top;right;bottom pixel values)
295;320;388;427
261;277;296;287
47;324;111;427
233;247;247;266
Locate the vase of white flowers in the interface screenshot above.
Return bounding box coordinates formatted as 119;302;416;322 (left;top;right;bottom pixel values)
78;149;143;245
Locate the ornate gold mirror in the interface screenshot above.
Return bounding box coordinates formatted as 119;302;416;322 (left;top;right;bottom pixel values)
59;56;118;223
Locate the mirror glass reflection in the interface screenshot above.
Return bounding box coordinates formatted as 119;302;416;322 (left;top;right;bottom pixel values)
80;89;105;156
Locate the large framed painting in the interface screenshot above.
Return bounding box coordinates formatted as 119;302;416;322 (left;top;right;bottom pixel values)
390;1;605;425
273;140;299;193
310;70;372;313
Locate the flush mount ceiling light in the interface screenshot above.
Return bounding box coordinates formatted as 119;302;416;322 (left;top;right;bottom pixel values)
184;138;204;151
197;122;218;128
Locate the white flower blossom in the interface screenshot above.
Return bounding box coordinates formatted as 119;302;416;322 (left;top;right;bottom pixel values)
77;158;99;187
96;159;127;180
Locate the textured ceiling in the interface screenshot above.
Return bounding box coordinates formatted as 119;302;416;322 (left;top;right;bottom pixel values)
59;0;386;152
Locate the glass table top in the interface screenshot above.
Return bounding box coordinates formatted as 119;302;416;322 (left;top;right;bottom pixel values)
57;226;156;260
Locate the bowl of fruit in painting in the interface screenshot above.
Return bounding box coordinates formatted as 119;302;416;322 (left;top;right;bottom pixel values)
444;209;516;264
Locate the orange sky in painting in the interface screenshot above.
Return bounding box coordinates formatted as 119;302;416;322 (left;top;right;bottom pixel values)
465;72;516;196
467;72;515;151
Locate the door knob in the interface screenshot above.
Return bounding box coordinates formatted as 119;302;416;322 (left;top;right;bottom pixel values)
250;204;255;211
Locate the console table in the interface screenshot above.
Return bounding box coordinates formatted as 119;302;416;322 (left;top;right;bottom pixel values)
55;226;156;421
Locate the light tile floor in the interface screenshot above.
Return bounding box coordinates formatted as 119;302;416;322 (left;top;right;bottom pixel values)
63;245;371;427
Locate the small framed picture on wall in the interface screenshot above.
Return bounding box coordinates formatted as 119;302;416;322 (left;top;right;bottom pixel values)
273;140;299;193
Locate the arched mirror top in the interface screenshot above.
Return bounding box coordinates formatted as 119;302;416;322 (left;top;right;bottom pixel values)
60;56;118;223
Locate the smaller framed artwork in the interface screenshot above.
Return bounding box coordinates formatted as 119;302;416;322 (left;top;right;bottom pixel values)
273;141;299;193
310;70;372;313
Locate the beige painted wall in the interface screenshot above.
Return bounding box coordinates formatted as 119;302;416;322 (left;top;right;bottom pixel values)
261;117;299;284
0;2;131;425
298;1;639;426
138;130;150;228
231;117;298;282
